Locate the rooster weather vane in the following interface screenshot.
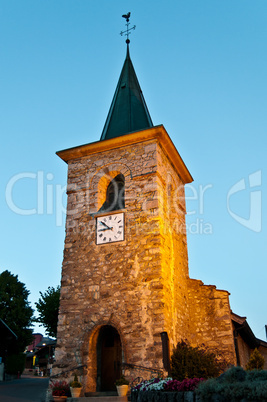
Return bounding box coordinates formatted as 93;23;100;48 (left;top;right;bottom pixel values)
120;12;136;44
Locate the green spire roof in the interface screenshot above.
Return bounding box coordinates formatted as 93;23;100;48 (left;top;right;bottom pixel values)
100;44;153;141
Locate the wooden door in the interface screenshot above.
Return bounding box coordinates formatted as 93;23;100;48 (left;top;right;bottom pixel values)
99;325;122;391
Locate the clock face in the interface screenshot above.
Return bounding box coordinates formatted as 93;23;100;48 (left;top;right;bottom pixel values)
96;212;124;245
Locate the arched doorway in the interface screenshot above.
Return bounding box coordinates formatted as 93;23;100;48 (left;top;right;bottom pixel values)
97;325;122;391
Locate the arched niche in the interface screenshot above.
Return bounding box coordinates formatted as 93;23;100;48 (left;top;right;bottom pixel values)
98;174;125;212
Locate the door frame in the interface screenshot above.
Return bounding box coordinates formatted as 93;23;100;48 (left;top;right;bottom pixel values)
96;324;122;391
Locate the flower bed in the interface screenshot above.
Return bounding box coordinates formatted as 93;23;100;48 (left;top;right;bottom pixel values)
131;377;204;402
131;368;267;402
132;377;204;393
164;378;205;392
131;390;198;402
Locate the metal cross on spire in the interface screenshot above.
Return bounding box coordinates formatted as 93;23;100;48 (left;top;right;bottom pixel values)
120;12;136;44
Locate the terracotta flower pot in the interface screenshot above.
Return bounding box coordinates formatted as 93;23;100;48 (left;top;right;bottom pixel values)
116;384;129;396
53;396;67;402
70;386;82;397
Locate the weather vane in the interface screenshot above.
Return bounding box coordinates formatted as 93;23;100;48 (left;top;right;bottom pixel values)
120;12;136;44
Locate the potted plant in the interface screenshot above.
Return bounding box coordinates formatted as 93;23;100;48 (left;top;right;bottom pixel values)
70;373;82;398
50;380;70;401
115;375;129;397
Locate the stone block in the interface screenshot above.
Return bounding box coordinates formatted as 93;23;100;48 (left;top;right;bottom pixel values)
184;392;194;402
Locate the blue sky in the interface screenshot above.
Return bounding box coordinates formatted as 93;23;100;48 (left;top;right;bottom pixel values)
0;1;266;340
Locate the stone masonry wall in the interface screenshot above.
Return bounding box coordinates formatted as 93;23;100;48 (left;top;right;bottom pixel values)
156;143;190;350
53;130;237;392
187;278;236;365
54;138;175;392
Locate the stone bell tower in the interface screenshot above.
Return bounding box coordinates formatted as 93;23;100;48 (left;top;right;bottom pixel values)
53;20;236;395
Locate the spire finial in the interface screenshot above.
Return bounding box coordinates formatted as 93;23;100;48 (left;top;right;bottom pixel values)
120;12;136;44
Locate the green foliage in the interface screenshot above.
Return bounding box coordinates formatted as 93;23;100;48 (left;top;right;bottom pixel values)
35;286;60;338
247;369;267;382
0;270;34;354
5;353;26;375
246;348;265;371
70;373;82;388
218;365;247;383
115;375;129;386
196;366;267;401
170;340;226;380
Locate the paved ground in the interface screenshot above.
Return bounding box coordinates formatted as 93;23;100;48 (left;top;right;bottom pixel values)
0;376;129;402
0;375;49;402
73;398;128;402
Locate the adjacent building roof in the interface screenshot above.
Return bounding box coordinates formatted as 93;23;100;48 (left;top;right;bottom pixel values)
231;312;267;348
100;43;153;141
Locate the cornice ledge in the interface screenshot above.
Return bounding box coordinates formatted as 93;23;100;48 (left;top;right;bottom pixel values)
56;125;193;184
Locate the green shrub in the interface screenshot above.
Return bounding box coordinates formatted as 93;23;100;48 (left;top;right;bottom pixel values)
5;353;26;375
247;369;267;382
170;340;226;380
196;378;221;402
246;348;265;370
115;375;129;386
218;366;247;383
196;366;267;401
70;373;82;388
248;381;267;400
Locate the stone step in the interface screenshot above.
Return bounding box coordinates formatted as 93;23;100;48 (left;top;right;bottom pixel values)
85;392;118;396
66;397;128;402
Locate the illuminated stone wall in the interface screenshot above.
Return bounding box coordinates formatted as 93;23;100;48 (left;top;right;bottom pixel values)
53;127;237;392
156;143;190;350
187;279;236;365
54;136;168;391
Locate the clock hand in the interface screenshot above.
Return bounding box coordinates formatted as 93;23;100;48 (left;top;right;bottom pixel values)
100;221;112;229
98;227;113;231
